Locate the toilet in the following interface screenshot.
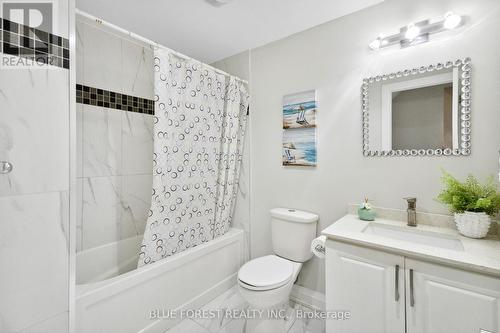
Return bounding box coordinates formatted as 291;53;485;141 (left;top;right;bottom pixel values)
237;208;318;331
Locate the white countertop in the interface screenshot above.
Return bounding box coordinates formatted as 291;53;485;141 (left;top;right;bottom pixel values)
322;214;500;277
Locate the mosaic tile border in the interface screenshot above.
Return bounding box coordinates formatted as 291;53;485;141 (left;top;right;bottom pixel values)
76;84;155;115
0;17;70;69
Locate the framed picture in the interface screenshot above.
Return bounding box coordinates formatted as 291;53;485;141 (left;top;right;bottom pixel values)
282;90;317;167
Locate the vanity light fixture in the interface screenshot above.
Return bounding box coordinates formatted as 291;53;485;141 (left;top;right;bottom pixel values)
404;24;420;40
368;36;382;50
368;38;381;50
444;12;462;29
368;34;388;50
369;12;464;50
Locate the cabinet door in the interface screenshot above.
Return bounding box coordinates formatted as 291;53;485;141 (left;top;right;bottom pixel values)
406;259;500;333
326;241;405;333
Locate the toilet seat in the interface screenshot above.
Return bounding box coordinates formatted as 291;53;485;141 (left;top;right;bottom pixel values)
238;255;296;291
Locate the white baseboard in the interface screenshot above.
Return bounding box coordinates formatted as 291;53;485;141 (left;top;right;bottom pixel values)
290;285;325;311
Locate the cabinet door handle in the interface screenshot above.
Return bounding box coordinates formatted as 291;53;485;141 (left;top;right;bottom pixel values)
409;268;415;307
394;265;400;302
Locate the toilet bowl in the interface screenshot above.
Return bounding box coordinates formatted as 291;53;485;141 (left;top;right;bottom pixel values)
236;208;318;332
237;255;302;308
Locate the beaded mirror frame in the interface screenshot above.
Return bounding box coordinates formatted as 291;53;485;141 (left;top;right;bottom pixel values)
361;57;471;157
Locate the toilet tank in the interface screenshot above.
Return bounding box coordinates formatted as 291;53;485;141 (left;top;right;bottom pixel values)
270;208;319;262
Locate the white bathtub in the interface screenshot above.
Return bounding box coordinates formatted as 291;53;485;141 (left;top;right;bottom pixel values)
76;234;143;285
76;228;245;333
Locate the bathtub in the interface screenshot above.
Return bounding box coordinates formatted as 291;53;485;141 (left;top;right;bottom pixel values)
76;228;245;333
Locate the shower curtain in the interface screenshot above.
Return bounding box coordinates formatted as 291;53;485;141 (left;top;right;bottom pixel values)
138;48;249;266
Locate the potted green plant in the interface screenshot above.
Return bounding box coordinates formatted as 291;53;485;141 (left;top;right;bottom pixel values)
437;171;500;238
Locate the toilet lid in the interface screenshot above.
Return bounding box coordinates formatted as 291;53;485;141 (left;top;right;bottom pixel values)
238;255;294;290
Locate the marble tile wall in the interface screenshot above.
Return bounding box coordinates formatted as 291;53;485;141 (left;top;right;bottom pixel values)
0;192;69;332
76;17;154;252
0;2;70;332
76;18;154;100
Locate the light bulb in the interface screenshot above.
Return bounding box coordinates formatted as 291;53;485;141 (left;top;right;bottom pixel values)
369;35;386;50
369;38;381;50
405;24;421;40
444;12;462;29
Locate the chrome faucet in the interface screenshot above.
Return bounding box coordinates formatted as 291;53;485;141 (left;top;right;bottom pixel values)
404;197;417;227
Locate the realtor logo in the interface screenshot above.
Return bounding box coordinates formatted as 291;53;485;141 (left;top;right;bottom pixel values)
2;2;53;34
1;1;58;68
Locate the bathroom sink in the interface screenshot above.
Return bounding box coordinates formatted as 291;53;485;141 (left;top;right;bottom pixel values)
363;223;464;251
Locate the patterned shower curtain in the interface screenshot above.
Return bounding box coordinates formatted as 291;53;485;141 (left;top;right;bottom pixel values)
138;48;249;266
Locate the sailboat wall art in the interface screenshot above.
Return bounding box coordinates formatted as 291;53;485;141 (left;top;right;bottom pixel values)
282;90;317;167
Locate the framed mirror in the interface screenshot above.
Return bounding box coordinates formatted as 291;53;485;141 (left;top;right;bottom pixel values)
362;58;471;157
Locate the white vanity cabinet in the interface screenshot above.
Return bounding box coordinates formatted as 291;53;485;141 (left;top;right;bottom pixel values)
326;241;405;333
326;240;500;333
406;258;500;333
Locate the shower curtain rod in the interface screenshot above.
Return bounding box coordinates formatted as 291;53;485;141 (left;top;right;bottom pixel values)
75;9;249;85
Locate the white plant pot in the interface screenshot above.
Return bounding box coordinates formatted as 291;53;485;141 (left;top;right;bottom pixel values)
454;212;491;239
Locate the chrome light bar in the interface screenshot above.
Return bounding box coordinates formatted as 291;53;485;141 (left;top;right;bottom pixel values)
369;12;463;50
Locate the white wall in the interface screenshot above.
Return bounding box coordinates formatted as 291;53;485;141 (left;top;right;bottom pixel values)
217;0;500;293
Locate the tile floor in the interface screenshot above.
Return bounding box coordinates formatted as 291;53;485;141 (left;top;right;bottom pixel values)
165;286;325;333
